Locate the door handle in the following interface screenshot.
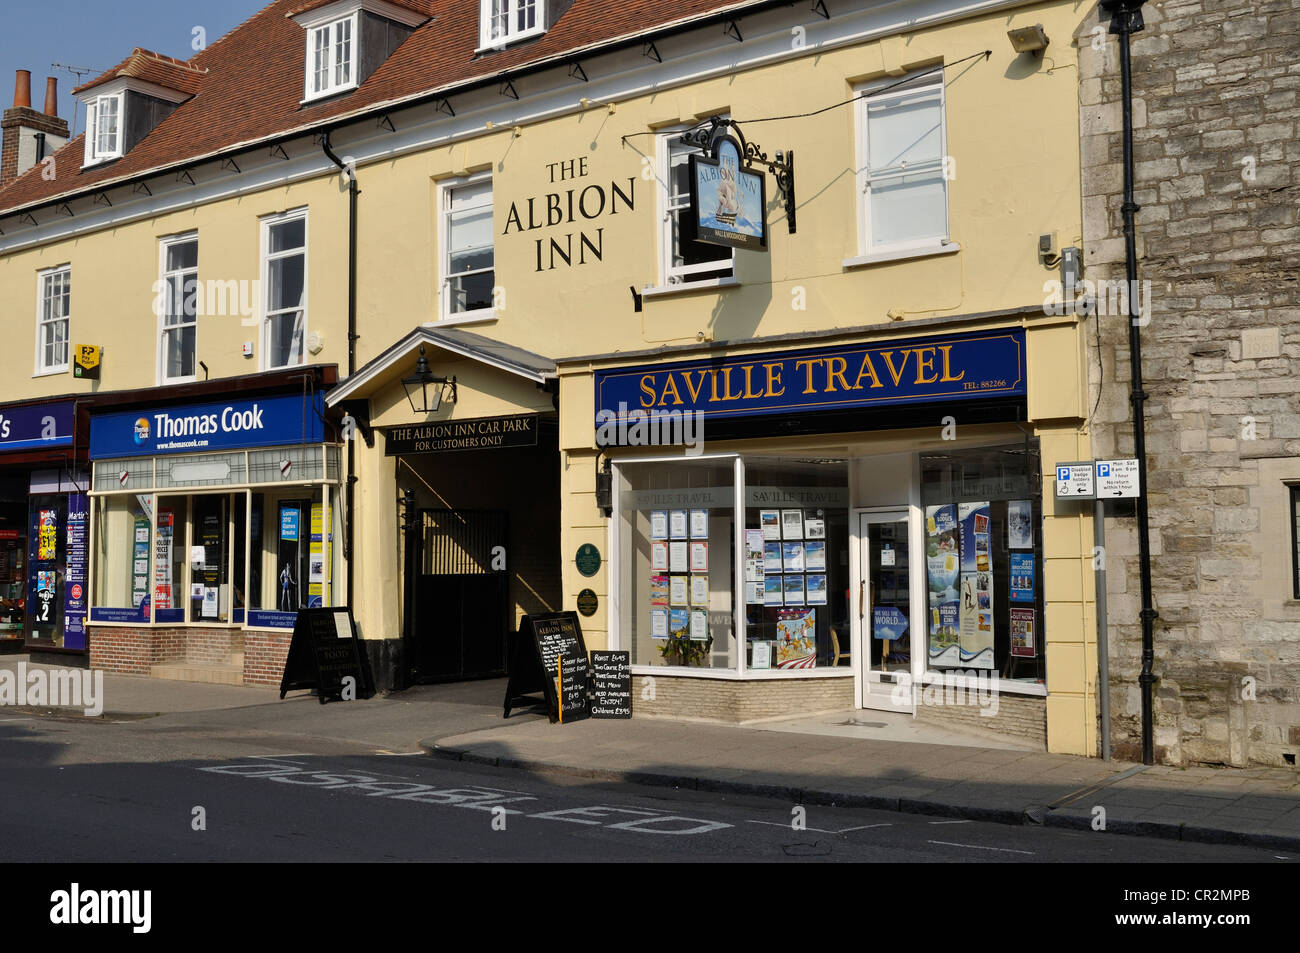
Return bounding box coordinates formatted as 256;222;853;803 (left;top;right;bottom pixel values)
859;578;866;616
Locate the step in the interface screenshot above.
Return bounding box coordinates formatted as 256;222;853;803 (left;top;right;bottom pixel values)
151;662;244;686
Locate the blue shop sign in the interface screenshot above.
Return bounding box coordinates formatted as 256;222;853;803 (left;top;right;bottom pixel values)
593;329;1025;427
0;401;75;453
89;393;325;459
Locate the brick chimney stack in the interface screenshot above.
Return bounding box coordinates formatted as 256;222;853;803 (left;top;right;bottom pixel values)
1;69;71;190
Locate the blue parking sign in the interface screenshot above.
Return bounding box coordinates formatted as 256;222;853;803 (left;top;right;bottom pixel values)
1057;466;1070;481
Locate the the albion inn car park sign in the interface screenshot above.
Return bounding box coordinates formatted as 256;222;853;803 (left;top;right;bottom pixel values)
383;414;539;455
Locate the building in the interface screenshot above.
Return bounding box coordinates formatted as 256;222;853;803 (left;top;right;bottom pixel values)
1;0;1109;756
1080;0;1300;766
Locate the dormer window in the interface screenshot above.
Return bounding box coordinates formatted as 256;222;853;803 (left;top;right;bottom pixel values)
480;0;546;49
291;0;427;104
84;93;123;165
307;15;357;99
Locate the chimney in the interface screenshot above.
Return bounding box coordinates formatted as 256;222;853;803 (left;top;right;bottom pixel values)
1;69;70;189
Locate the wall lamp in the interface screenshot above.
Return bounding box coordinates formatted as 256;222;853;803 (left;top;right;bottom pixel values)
401;344;457;414
1007;24;1050;54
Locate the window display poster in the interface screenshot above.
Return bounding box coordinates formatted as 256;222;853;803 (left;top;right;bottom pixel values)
670;575;688;606
925;504;960;666
649;574;669;606
745;530;765;582
63;494;88;649
781;509;804;540
689;608;709;641
1008;500;1033;550
751;641;771;670
873;604;909;641
202;586;219;619
153;509;173;610
746;581;763;605
308;504;325;608
764;575;783;606
202;513;222;586
650;608;668;639
1010;607;1035;657
782;541;805;573
689;541;708;573
280;507;299;541
650;510;668;540
1010;552;1035;603
669;540;689;573
690;574;708;606
782;574;804;605
668;608;690;640
805;517;825;540
959;502;990;574
806;573;828;605
959;571;995;669
763;541;783;573
775;608;816;669
760;510;781;541
804;540;827;572
669;509;689;539
131;516;151;610
650;541;669;571
689;509;709;539
37;509;58;561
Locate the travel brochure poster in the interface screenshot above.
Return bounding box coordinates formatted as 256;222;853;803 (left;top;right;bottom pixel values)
925;504;960;666
1010;552;1035;603
1011;607;1036;657
775;609;816;669
957;502;994;669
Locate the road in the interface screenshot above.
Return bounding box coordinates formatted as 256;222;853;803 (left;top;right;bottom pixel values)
0;710;1290;863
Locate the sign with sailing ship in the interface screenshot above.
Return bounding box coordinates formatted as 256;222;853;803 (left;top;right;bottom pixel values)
689;134;767;251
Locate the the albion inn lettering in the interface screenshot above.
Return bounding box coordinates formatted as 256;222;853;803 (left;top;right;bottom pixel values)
502;156;636;272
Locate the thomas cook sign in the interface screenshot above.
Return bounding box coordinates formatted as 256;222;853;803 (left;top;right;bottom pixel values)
384;413;538;455
594;330;1025;425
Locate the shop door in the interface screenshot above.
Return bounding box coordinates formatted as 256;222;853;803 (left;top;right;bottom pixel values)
857;509;915;712
410;509;510;683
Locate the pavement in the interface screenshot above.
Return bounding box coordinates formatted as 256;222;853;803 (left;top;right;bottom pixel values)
4;655;1299;852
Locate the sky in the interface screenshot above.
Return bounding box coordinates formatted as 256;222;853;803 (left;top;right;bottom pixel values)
0;0;267;138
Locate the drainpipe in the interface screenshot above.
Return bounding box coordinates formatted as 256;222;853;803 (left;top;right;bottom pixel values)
321;133;359;613
1100;0;1157;765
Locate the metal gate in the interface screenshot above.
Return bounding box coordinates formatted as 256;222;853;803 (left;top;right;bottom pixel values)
408;509;510;683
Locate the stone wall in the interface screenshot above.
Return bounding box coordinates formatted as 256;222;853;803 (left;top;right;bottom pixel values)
631;674;854;723
1078;0;1300;766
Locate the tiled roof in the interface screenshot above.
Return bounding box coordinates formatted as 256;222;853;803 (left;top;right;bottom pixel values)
73;48;209;96
283;0;437;18
0;0;766;215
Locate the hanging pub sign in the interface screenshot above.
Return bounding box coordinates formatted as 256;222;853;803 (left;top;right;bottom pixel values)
690;133;767;251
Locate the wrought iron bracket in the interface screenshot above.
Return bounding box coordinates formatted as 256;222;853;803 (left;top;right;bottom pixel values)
680;117;797;235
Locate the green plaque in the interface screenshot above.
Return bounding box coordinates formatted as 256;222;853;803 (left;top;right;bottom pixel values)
576;543;601;577
576;589;599;617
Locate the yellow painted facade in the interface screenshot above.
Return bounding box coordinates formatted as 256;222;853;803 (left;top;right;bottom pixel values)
0;0;1100;754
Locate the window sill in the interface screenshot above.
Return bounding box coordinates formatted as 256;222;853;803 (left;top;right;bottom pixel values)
641;277;740;300
842;241;960;270
428;310;497;328
301;83;359;106
33;367;69;378
475;28;546;54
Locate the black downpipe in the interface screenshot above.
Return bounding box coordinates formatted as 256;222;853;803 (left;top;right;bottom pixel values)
1102;0;1157;765
321;133;360;612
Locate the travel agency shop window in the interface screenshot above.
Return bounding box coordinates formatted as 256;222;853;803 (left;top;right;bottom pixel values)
597;327;1045;698
86;393;341;631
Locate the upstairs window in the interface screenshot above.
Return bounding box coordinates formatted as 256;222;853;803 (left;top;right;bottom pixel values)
262;210;308;370
856;73;949;253
159;235;199;384
36;266;71;375
83;93;123;165
659;130;734;286
306;15;356;100
440;176;495;320
480;0;545;49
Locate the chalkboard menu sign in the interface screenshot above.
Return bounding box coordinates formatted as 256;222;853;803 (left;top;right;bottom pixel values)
279;607;371;704
504;611;590;723
589;651;632;718
557;649;590;723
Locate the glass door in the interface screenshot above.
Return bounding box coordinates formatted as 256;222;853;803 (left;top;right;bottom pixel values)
858;509;914;712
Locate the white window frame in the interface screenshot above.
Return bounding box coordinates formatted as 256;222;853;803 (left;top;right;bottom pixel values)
158;233;199;386
260;209;309;371
854;72;951;257
437;173;496;324
656;127;736;288
304;13;358;101
35;265;71;376
478;0;545;50
82;92;124;166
